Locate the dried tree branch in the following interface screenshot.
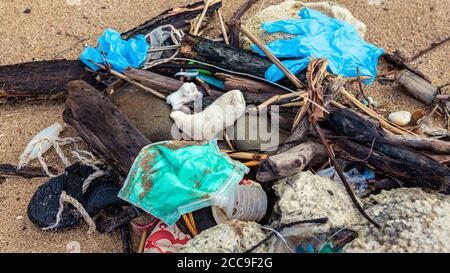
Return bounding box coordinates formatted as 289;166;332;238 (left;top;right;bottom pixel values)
312;121;381;229
229;0;260;48
0;164;56;179
409;36;450;62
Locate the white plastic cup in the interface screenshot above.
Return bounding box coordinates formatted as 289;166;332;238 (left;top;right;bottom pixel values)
213;183;268;222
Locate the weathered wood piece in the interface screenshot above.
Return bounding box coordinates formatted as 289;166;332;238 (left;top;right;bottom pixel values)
385;135;450;154
121;1;222;39
335;139;449;194
124;68;184;93
124;67;290;107
180;34;272;78
396;69;437;105
423;153;450;164
63;80;150;178
215;73;288;94
328;109;450;194
276;117;311;154
0;164;56;179
257;141;327;182
0;60;97;98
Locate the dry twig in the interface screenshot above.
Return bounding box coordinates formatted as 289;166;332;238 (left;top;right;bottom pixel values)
193;0;211;35
89;61;166;100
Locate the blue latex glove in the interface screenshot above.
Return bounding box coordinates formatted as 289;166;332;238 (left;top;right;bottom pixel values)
251;8;384;84
80;29;149;72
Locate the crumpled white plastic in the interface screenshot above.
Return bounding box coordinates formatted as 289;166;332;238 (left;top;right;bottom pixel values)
166;82;203;111
18;122;64;169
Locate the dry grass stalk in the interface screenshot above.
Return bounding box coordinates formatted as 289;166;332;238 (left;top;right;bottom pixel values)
193;0;212;36
339;87;416;136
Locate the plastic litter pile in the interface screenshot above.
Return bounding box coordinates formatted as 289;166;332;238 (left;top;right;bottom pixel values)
2;0;449;254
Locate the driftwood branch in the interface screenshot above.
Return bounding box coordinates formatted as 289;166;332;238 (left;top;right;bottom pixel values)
216;73;288;94
385;135;450;154
328;109;450;194
0;60;98;99
180;34;272;78
409;36;450;62
124;68;185;93
335;138;450;194
124;67;288;106
0;164;55;179
63;80;150;178
121;0;222;39
256;141;327;182
229;0;260;48
396;69;437;105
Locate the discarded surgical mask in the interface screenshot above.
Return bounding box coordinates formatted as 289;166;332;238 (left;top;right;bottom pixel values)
18;122;64;169
170;90;246;140
252;8;384;84
118;140;249;225
166;82;203;111
80;29;149;72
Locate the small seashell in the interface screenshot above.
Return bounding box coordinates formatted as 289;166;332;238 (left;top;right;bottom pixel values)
388;111;412;126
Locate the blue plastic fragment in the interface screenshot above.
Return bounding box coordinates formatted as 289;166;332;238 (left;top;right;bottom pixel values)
251;8;384;84
196;74;225;90
362;169;376;180
80;29;149;72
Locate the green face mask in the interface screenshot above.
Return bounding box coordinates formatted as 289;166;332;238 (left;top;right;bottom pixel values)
118;140;249;225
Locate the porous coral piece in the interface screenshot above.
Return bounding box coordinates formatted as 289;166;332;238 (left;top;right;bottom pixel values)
179;220;268;253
